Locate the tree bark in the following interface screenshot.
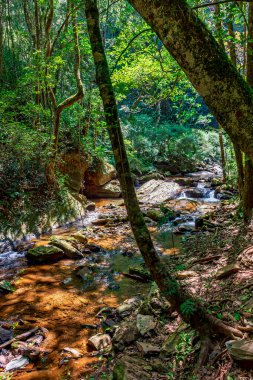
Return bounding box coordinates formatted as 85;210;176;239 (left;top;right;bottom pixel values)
0;0;5;84
218;125;227;183
85;0;243;343
243;2;253;220
126;0;253;163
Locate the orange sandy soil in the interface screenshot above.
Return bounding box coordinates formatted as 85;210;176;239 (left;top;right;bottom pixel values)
0;255;121;379
0;198;190;379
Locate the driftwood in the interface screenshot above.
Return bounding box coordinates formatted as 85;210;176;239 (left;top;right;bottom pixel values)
0;326;39;349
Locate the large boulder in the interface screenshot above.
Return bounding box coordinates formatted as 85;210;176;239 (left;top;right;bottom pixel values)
26;245;65;263
137;180;180;204
58;151;90;193
84;158;116;186
84;180;121;199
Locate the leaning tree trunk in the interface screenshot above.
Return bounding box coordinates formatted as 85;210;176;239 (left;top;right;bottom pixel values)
85;0;243;364
243;1;253;221
126;0;253;164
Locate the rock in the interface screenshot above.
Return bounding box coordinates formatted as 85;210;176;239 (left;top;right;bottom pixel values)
117;304;135;317
26;245;65;263
71;232;88;244
226;340;253;364
129;267;152;281
112;321;139;351
211;177;223;187
215;263;240;279
49;237;82;259
62;347;83;358
139;172;165;184
0;327;13;344
58;151;90;193
137;180;180;204
87;333;111;351
0;280;15;293
5;355;29;372
113;355;151;380
84;159;116;186
136;342;160;356
150;358;168;373
184;188;204;199
161;323;188;356
136;314;156;336
84;180;121;199
176;271;198;279
86;202;96;211
92;218;114;225
145;209;164;222
175;178;197;187
238;246;253;267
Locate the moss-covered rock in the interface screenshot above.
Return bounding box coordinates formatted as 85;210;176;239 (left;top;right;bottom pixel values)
71;232;88;244
49;237;83;259
85;159;116;186
145;209;164;222
26;245;65;263
113;355;151;380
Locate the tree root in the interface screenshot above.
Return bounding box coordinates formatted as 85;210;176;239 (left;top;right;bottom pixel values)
207;314;243;339
195;335;213;373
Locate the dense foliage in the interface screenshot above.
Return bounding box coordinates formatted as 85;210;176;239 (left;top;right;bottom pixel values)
0;0;249;237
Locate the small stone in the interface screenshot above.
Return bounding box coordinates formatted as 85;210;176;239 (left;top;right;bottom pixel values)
62;347;82;358
5;355;29;371
112;321;139;351
86;202;96;211
215;263;240;279
136;314;156;336
117;303;135;316
87;333;111;351
176;270;198;279
0;327;13;344
136;342;160;355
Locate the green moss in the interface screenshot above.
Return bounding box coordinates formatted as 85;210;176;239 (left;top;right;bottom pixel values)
26;245;64;263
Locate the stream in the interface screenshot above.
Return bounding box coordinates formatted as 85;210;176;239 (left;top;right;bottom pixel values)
0;170;223;378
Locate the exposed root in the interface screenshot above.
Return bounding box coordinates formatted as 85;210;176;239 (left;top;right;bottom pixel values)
207;315;244;339
195;335;213;373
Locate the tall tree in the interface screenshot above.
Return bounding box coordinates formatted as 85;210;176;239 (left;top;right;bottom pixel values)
126;0;253;163
85;0;242;368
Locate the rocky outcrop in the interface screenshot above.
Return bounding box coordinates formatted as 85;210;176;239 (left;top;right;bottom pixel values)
58;151;90;193
84;159;116;186
84;180;121;199
83;159;120;198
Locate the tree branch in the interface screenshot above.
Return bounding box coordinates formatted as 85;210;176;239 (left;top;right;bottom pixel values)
111;28;152;74
193;0;253;10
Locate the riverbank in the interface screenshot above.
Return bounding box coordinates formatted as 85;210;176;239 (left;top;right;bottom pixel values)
1;170;246;379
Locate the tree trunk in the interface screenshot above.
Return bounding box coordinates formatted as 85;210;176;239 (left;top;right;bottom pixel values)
0;0;4;85
85;0;243;353
244;2;253;221
218;125;226;183
126;0;253;163
233;141;244;198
